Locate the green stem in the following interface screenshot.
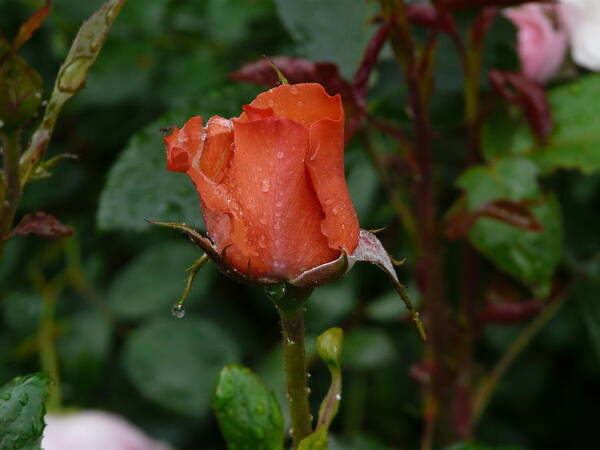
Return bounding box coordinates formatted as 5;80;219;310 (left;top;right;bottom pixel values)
268;285;313;449
0;130;22;257
472;295;567;423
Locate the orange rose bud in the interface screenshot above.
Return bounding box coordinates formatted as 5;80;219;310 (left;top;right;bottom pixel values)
164;83;359;280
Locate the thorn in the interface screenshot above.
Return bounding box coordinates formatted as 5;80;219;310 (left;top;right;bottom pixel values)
390;255;406;266
266;57;289;85
368;227;386;234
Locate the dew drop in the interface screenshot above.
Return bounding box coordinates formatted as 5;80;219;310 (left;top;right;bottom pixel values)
18;393;29;406
276;151;284;159
90;35;102;52
41;100;48;106
290;86;299;94
286;337;295;345
332;207;339;216
289;428;294;437
106;2;122;25
171;302;186;318
261;179;270;192
307;372;312;378
34;92;41;99
0;120;4;129
297;100;304;107
275;201;283;208
335;393;342;400
258;235;267;248
306;387;311;394
58;57;92;92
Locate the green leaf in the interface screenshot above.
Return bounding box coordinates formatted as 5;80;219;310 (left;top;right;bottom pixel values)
57;311;112;391
97;86;260;232
468;195;563;295
214;365;284;450
342;328;395;371
457;157;540;210
273;0;374;78
489;74;600;173
123;318;239;417
107;242;213;319
0;373;50;450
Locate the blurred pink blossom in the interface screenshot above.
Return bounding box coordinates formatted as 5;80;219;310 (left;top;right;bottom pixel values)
504;4;568;83
42;411;174;450
560;0;600;71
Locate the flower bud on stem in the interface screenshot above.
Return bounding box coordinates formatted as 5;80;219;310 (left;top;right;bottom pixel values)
266;284;313;449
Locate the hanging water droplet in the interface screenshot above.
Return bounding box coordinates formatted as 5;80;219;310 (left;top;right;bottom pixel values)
306;387;311;394
307;372;312;378
289;427;294;436
58;57;92;92
335;393;342;400
171;302;186;318
0;120;4;129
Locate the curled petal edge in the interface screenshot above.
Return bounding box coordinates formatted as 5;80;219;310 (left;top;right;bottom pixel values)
291;229;427;341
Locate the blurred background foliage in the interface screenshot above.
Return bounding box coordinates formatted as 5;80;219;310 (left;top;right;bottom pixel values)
1;0;600;449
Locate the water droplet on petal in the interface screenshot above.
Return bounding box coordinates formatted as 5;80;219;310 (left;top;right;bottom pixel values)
276;151;284;159
171;302;186;318
332;207;339;216
290;86;299;94
261;179;270;192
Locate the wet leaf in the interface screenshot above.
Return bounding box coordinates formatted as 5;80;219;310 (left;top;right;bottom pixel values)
123;318;239;417
469;196;562;296
273;0;374;78
0;372;50;450
213;365;284;450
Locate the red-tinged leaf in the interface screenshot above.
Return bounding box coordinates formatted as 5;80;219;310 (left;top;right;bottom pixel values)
489;70;553;142
479;199;544;232
13;0;52;51
231;57;363;140
9;212;73;239
444;199;543;240
478;279;562;324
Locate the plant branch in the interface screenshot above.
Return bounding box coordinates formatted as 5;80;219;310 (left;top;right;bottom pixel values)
0;130;22;256
472;293;567;423
269;285;313;448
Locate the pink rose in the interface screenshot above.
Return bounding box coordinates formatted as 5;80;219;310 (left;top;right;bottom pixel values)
504;4;568;83
42;411;174;450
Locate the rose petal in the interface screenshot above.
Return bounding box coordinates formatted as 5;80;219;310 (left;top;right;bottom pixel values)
307;117;359;253
231;116;338;279
242;83;342;129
